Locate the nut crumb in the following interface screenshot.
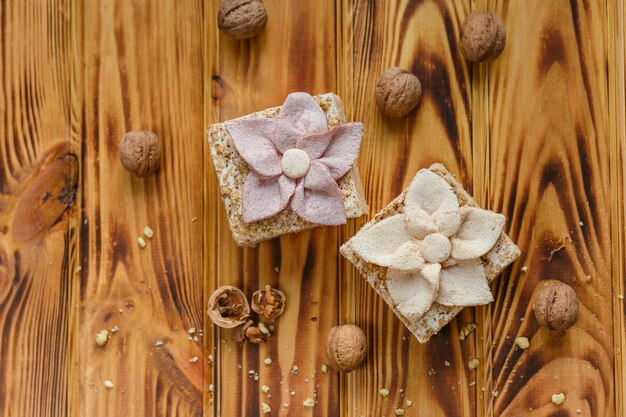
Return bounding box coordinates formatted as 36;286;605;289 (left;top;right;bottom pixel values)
208;354;213;363
577;408;582;414
209;384;214;392
95;330;109;347
405;399;413;407
261;402;271;414
188;327;196;334
321;364;328;373
261;385;270;393
379;388;390;397
291;365;299;374
154;340;163;347
190;356;198;363
492;390;499;398
444;360;451;367
258;322;270;336
552;392;566;405
74;266;82;274
468;358;480;371
143;226;154;239
290;390;296;397
103;380;115;389
303;398;315;407
469;381;476;386
137;237;147;248
459;323;477;340
264;357;272;365
521;265;528;272
618;294;624;300
110;326;119;333
515;336;530;350
395;409;405;416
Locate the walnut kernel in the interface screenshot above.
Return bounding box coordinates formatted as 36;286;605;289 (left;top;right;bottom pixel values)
533;281;579;332
207;286;250;328
375;67;422;118
119;130;161;177
251;285;286;321
218;0;268;40
326;324;367;373
460;12;506;62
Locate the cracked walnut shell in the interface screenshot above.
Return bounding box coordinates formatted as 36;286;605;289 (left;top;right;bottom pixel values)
217;0;268;40
251;285;286;321
207;286;250;328
460;12;506;62
375;68;422;118
326;324;367;373
119;130;161;177
533;281;579;332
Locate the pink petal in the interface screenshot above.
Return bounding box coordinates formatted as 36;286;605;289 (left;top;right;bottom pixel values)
242;172;296;223
225;118;281;177
274;93;328;153
296;130;333;160
290;162;346;225
317;123;364;180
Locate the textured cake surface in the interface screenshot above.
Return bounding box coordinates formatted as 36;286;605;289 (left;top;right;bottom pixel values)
208;93;369;246
340;163;520;343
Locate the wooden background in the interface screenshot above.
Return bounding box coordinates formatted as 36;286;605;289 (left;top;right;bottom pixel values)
0;0;624;416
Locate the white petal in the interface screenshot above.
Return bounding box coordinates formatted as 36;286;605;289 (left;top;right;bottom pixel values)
405;169;459;217
386;268;439;322
386;241;425;272
349;215;414;268
450;207;505;260
435;259;493;306
404;207;437;239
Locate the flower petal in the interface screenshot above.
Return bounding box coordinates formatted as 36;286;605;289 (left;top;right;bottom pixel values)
404;169;460;238
387;266;440;322
291;162;346;225
385;241;425;272
349;215;417;268
242;172;296;223
404;207;437;239
274;93;327;153
450;207;505;260
225;118;281;177
435;259;493;306
316;123;364;179
296;130;333;160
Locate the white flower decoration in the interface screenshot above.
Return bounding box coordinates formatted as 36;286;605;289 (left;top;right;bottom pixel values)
350;169;505;322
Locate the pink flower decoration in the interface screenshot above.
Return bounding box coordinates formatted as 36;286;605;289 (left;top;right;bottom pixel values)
225;93;364;225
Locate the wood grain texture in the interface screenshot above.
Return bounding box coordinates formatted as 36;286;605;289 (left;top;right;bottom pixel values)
206;1;340;416
0;1;77;416
484;1;615;417
77;1;205;416
338;1;481;417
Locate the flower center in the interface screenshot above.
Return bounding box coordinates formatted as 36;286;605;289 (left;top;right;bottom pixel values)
281;148;311;179
420;233;451;263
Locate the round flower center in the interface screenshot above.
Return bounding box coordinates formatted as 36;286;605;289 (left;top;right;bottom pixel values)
420;233;451;263
281;148;311;179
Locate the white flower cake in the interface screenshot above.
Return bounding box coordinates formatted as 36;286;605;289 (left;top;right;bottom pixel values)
340;164;520;343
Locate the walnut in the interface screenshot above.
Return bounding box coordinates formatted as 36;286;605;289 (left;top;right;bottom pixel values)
460;12;506;62
217;0;268;40
251;285;286;321
207;286;250;328
325;324;367;373
375;67;422;118
118;130;161;177
533;281;579;332
237;320;270;344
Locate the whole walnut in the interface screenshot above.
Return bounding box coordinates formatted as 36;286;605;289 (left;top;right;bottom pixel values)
119;130;161;177
460;12;506;62
218;0;268;40
326;324;367;373
533;281;579;332
375;67;422;118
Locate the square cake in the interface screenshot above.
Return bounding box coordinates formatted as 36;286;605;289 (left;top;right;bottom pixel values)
340;163;520;343
208;93;369;246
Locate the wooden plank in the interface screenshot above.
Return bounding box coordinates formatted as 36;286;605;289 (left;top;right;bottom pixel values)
484;1;615;416
205;1;340;416
338;1;479;416
77;1;205;416
0;0;77;416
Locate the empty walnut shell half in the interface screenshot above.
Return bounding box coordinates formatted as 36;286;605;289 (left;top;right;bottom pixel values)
251;285;286;321
533;281;579;332
207;286;250;328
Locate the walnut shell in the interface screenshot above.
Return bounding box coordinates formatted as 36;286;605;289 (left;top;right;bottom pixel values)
118;130;161;177
375;67;422;118
460;12;506;62
325;324;367;373
251;285;286;321
533;281;579;332
207;285;250;328
217;0;268;40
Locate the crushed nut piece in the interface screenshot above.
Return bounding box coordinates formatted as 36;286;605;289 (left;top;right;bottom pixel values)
395;409;405;416
492;390;499;397
459;323;477;340
521;265;528;272
95;330;109;347
137;237;147;248
405;400;413;407
103;380;115;389
444;360;451;367
188;327;196;334
209;384;214;392
264;357;272;365
552;393;566;405
303;398;315;407
515;336;530;350
290;390;296;396
258;322;270;335
190;356;199;363
155;340;164;347
468;358;480;371
261;385;270;393
208;354;213;363
291;365;299;374
74;266;82;274
261;402;271;414
321;364;328;373
143;226;154;239
469;381;476;386
239;321;269;344
379;388;390;397
110;326;119;333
